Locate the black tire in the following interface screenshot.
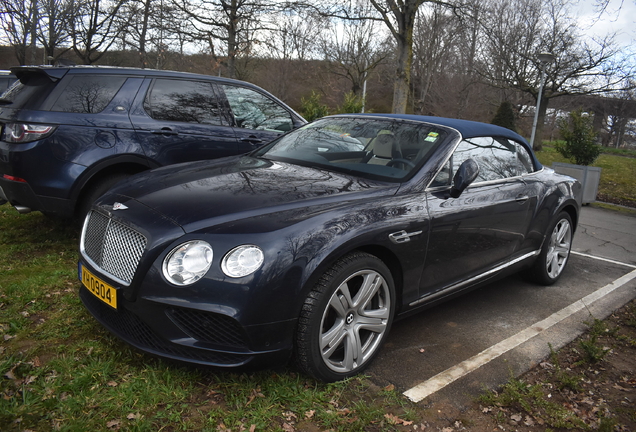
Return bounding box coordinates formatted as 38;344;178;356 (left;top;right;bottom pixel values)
296;251;395;382
76;173;131;223
525;211;573;286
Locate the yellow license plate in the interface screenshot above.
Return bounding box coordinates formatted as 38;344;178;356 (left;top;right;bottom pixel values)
81;265;117;309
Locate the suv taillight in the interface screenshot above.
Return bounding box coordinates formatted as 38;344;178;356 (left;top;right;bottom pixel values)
2;123;57;143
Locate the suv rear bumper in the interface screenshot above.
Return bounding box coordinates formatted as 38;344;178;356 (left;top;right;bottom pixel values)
0;178;73;217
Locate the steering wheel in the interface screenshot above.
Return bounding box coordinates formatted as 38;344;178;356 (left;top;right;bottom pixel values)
387;158;416;169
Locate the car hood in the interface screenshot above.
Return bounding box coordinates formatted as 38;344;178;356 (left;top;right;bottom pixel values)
103;155;398;232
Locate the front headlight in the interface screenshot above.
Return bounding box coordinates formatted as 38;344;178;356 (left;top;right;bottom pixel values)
163;241;213;286
221;245;264;278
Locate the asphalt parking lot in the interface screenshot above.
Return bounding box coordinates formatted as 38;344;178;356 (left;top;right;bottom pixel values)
366;205;636;406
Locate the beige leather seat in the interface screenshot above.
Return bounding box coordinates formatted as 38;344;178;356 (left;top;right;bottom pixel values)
366;133;399;165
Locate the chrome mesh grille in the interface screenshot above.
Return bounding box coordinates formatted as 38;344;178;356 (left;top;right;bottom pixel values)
82;211;147;285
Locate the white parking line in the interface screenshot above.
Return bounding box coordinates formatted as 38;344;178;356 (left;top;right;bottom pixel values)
571;251;636;269
403;255;636;403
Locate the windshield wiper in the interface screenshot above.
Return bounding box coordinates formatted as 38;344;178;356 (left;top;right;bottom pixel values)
0;98;13;105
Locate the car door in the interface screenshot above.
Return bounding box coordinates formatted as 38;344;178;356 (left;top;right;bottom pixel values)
419;136;539;295
218;84;299;153
129;78;239;165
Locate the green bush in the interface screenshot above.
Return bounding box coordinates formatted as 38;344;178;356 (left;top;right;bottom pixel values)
336;92;365;114
556;109;601;166
300;91;330;122
491;101;516;131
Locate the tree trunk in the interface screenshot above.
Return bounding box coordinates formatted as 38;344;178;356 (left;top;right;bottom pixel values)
225;0;239;79
29;0;39;64
138;0;151;68
393;36;411;113
391;1;416;114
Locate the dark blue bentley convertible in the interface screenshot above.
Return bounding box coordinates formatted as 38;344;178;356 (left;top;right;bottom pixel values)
78;114;582;381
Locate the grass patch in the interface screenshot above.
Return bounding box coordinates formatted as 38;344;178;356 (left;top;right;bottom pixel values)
478;377;588;430
535;143;636;208
0;204;418;431
479;305;636;431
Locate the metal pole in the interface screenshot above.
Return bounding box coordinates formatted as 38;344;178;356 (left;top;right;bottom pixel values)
361;73;367;113
529;66;546;149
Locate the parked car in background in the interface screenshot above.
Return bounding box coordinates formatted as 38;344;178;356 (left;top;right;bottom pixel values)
78;114;582;382
0;70;17;93
0;66;305;218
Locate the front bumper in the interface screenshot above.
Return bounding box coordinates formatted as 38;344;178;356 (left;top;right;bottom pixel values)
78;204;301;370
79;279;296;369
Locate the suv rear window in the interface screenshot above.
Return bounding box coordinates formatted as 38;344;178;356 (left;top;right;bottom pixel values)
50;75;126;113
0;73;56;109
0;75;16;93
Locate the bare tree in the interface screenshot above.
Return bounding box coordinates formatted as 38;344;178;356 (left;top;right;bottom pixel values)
66;0;126;64
260;8;326;100
1;0;39;64
116;0;187;68
321;4;388;98
412;3;462;113
117;0;154;68
172;0;276;78
301;0;464;114
592;84;636;148
38;0;72;63
367;0;422;113
479;0;635;148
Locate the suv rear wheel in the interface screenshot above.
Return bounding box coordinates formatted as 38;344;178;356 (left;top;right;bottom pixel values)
76;172;132;223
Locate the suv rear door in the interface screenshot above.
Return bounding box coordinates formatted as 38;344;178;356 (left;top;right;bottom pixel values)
129;77;239;165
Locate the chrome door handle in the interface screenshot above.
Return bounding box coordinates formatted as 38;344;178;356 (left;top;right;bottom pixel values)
389;230;423;244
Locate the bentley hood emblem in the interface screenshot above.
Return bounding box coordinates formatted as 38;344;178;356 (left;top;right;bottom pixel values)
112;202;128;210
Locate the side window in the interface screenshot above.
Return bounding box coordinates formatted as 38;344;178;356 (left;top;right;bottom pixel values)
432;136;534;187
452;137;519;182
431;158;452;187
221;85;293;132
144;79;223;125
51;75;126;113
510;140;535;175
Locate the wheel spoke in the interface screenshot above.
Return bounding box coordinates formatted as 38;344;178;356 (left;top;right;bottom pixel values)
556;222;570;244
337;281;354;310
328;291;348;318
359;306;390;320
321;320;346;357
554;244;570;258
547;252;560;278
356;315;388;333
353;272;381;309
343;328;361;370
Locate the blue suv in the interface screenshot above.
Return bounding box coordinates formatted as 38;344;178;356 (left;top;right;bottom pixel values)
0;66;305;219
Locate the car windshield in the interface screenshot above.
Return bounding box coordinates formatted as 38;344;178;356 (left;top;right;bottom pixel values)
255;117;448;181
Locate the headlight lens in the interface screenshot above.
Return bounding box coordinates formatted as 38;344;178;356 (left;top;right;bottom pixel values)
222;245;264;278
163;241;213;286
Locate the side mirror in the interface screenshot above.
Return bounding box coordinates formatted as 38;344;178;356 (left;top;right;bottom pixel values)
450;159;479;198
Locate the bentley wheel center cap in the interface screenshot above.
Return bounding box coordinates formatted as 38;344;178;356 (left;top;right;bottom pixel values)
346;312;355;325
